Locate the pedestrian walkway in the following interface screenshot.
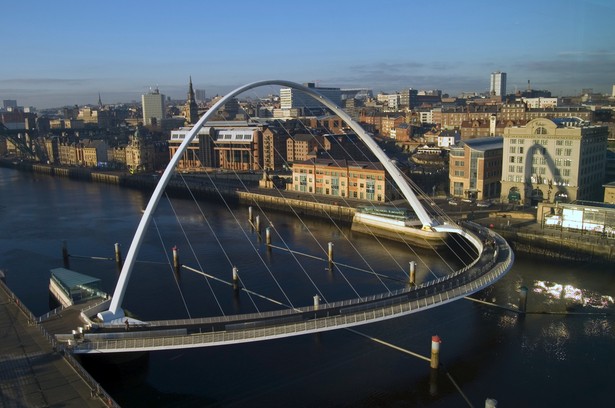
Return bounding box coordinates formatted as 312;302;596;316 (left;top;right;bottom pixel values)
0;277;113;407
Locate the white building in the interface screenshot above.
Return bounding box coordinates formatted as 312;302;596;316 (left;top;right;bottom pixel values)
279;82;341;114
142;88;165;126
522;97;558;109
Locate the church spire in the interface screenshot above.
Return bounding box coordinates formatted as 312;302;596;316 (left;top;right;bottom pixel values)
184;76;199;125
98;92;103;108
187;76;195;102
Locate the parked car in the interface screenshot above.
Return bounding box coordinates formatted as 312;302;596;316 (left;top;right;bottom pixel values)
476;200;492;208
448;199;458;206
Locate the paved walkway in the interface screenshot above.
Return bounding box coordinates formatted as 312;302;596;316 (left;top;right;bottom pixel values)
0;281;110;408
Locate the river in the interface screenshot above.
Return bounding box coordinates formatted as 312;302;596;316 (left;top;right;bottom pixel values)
0;167;613;407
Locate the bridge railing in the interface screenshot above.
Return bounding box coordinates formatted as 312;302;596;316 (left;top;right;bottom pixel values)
74;234;513;353
100;224;501;332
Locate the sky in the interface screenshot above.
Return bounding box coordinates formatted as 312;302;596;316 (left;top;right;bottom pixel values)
1;0;614;109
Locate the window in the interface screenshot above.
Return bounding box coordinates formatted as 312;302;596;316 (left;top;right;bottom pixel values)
510;156;515;163
517;156;523;164
509;146;517;154
556;148;562;156
564;148;572;156
535;127;547;135
517;166;523;173
509;165;515;172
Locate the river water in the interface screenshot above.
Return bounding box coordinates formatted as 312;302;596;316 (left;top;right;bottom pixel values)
1;167;613;407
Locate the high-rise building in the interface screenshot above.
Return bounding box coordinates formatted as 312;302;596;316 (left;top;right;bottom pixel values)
490;71;507;98
142;88;165;126
280;82;341;115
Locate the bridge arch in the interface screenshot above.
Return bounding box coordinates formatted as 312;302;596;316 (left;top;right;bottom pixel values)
100;80;438;321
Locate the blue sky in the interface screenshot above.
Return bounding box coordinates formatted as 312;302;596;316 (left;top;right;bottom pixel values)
1;0;614;108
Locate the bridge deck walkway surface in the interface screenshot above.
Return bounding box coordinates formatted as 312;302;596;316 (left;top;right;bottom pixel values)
0;285;107;408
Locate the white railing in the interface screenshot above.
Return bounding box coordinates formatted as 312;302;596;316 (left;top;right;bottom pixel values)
72;232;513;353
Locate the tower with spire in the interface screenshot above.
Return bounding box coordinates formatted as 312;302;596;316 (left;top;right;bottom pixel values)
184;76;199;125
98;92;103;108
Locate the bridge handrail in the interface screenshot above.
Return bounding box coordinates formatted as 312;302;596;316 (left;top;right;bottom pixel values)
128;226;491;330
74;231;513;353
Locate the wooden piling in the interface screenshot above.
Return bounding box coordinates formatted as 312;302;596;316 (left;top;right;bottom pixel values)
62;240;70;269
409;261;416;285
265;227;271;246
248;206;253;223
172;246;180;275
232;266;239;291
328;242;334;265
114;242;123;270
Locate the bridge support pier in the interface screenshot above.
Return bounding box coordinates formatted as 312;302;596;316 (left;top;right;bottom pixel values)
62;240;70;269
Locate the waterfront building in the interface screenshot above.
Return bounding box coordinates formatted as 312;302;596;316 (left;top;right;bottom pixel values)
490;71;507;98
501;117;608;205
289;158;391;202
449;137;503;200
142;88;165;126
261;126;290;172
286;133;322;162
539;200;615;237
125;127;154;172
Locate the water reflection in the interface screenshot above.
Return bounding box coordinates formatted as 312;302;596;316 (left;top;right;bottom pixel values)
533;280;614;309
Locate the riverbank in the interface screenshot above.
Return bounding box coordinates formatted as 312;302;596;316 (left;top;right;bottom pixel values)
3;159;614;263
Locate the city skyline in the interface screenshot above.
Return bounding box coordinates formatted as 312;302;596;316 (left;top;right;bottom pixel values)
1;0;614;109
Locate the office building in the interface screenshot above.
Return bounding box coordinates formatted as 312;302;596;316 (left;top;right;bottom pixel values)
501;117;608;205
280;83;341;116
490;71;507;98
449;137;503;200
142;88;165;126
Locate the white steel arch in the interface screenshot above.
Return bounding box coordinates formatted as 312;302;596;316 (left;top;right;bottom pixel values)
99;80;438;322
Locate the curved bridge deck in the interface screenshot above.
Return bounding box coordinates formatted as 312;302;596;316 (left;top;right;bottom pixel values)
67;225;513;354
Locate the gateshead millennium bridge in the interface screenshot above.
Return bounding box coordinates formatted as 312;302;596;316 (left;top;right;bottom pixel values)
42;80;514;354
